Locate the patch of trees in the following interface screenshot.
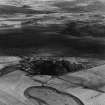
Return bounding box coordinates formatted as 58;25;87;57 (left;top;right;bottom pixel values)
0;65;19;76
19;56;85;76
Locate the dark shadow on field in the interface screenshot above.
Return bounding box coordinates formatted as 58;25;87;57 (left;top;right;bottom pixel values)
0;27;104;58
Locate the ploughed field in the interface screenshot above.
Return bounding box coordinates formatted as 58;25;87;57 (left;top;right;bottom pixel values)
0;56;104;105
0;56;84;105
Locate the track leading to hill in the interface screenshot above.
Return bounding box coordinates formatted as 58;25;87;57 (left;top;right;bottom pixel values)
24;86;84;105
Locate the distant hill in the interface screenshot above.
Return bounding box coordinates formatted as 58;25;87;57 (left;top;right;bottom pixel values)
0;5;52;14
2;0;105;14
52;0;105;12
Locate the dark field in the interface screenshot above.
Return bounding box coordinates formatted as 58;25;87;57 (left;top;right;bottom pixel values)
0;22;105;59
